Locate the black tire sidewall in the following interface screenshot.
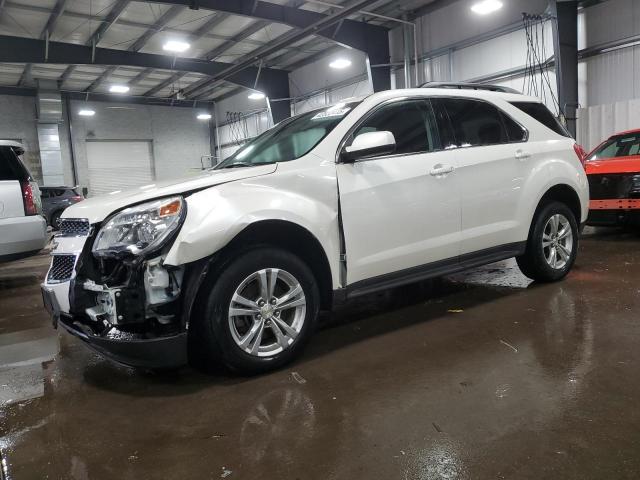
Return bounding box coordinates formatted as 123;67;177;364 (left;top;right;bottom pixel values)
51;211;62;229
200;247;319;374
528;201;579;281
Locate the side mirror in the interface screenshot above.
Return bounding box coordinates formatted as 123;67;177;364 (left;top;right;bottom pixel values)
341;131;396;162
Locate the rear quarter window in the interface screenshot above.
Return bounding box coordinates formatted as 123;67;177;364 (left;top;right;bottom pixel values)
0;147;30;181
510;101;570;137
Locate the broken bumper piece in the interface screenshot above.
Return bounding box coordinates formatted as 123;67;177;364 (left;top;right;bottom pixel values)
57;313;188;369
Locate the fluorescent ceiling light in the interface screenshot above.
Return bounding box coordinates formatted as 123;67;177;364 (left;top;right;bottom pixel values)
78;109;95;116
197;113;212;120
109;85;129;93
248;92;265;100
471;0;503;15
329;58;352;69
163;40;190;53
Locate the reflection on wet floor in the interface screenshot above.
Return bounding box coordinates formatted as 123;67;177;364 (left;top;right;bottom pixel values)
1;227;640;479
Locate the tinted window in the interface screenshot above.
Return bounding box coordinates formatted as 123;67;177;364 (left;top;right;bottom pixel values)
510;101;571;137
500;112;527;142
587;133;640;161
352;99;441;155
0;147;29;181
440;98;508;147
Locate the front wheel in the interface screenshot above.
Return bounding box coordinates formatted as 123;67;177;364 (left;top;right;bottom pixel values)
191;247;319;374
516;201;579;282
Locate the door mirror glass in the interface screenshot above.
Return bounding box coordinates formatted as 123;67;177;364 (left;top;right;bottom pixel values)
342;131;396;162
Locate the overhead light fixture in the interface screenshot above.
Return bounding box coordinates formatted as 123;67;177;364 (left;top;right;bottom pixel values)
109;85;129;93
329;58;351;69
163;40;190;53
78;109;95;116
470;0;503;15
197;113;212;120
248;92;265;100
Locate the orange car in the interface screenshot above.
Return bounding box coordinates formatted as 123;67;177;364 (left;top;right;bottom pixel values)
585;129;640;226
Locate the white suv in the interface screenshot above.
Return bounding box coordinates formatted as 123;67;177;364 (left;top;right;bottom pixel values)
0;141;46;262
42;86;588;373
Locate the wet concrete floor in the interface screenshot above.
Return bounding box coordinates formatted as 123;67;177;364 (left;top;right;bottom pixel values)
1;228;640;479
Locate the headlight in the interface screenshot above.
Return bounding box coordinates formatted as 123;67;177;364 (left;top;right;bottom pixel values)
92;196;185;257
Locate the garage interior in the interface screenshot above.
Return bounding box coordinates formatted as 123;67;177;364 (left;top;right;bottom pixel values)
1;0;640;478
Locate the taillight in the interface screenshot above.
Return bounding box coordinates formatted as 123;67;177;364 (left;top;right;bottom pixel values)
573;143;587;169
20;180;38;216
70;195;84;201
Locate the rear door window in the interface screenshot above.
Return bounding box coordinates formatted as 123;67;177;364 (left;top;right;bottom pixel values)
437;98;510;147
510;101;571;137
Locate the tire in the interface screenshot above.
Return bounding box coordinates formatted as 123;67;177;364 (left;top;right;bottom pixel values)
191;247;319;375
50;210;63;230
516;201;579;282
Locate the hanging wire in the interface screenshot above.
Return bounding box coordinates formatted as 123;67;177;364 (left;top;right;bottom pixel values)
522;13;562;118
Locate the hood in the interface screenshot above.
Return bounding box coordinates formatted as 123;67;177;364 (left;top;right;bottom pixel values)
586;156;640;175
63;163;277;223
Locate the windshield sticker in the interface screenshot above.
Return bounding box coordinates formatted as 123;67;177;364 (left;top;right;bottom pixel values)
312;107;351;120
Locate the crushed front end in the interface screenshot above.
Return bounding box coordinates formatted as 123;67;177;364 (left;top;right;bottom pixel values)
587;173;640;226
41;197;194;368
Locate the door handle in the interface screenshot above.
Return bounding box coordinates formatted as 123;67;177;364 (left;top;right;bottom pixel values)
430;164;454;176
515;149;531;160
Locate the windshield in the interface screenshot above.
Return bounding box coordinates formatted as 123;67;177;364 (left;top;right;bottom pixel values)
215;102;359;169
587;133;640;161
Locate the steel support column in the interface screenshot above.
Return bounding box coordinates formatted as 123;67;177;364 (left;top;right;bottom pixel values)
551;0;578;137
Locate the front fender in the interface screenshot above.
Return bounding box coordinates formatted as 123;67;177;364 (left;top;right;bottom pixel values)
163;167;341;288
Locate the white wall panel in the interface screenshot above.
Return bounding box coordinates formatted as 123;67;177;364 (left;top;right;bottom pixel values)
584;45;640;106
577;99;640;151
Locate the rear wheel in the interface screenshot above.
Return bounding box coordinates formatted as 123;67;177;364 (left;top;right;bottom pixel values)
516;201;578;282
191;247;319;374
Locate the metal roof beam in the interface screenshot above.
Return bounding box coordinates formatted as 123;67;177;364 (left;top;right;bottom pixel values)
0;34;288;94
41;0;69;39
59;0;130;86
181;0;383;98
143;72;186;96
145;0;388;53
129;5;183;52
203;20;269;61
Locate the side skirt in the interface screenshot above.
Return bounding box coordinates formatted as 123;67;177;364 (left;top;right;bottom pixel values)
333;241;526;302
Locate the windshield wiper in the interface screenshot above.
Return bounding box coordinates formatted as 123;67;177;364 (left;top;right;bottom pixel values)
221;162;254;169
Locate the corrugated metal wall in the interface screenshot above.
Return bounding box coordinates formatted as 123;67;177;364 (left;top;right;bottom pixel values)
576;0;640;149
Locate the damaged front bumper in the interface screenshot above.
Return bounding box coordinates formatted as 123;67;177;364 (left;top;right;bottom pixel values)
43;285;187;368
41;220;195;369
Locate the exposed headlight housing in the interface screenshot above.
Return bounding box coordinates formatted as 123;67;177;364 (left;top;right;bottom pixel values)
92;197;185;258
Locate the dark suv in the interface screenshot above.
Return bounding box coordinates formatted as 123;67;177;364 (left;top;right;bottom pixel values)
41;186;84;229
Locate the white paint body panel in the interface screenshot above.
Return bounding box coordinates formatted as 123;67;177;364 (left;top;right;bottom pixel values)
59;88;589;296
0;180;24;219
337;149;460;284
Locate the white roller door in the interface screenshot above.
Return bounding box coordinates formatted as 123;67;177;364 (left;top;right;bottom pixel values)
86;141;154;197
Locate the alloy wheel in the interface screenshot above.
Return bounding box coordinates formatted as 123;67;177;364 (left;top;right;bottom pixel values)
228;268;306;357
542;213;573;269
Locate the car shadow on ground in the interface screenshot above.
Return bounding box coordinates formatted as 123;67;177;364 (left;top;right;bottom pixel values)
80;273;528;396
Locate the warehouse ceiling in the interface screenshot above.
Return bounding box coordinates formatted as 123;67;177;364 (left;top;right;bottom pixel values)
0;0;440;103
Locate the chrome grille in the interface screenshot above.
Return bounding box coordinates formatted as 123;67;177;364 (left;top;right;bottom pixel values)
47;254;77;283
59;218;90;237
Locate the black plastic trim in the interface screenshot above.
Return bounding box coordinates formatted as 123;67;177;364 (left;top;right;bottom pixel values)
338;242;527;300
57;314;188;369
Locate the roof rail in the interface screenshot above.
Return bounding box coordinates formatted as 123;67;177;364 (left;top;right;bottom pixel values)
421;82;521;94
